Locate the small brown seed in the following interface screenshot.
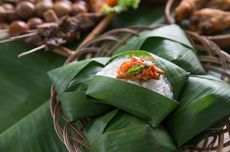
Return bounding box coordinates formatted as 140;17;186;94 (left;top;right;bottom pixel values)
36;1;53;17
72;0;88;15
9;20;29;36
27;17;43;29
16;1;36;19
34;0;52;3
54;1;72;17
1;3;14;11
1;3;15;21
43;9;59;22
0;6;7;19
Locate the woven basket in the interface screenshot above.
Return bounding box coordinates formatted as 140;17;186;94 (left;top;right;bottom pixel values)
50;25;230;152
164;0;230;49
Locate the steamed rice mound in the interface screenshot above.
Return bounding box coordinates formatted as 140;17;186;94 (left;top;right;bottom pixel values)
97;56;174;99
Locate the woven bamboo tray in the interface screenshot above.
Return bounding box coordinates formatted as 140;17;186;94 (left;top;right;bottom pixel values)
50;25;230;152
164;0;230;49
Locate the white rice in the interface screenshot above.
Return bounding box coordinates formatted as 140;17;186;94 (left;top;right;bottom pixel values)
97;57;174;99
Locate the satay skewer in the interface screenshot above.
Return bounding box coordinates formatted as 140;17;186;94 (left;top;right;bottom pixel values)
0;32;36;43
77;13;115;49
18;44;46;58
0;0;138;58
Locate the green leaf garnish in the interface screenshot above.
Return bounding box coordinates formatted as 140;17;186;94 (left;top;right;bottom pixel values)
102;0;140;14
127;65;144;74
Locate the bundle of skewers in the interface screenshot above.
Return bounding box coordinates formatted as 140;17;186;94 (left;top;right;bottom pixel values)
0;0;140;57
175;0;230;35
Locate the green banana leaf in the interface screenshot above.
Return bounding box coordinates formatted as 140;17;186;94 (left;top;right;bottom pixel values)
84;110;119;144
114;25;205;74
85;110;177;152
153;55;188;100
48;58;109;94
49;58;113;121
0;101;67;152
116;25;193;52
87;75;178;126
58;91;113;121
66;60;108;91
140;24;193;48
165;75;230;146
0;41;67;152
92;125;177;152
104;110;147;132
179;75;230;106
85;110;145;144
184;116;229;148
141;38;205;74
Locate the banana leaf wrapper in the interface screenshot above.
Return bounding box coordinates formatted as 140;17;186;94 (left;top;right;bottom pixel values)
48;58;113;121
86;51;188;126
165;75;230;146
115;25;205;74
48;58;110;93
84;110;177;152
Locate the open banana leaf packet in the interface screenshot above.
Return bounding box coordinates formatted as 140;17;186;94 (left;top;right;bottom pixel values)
48;25;230;151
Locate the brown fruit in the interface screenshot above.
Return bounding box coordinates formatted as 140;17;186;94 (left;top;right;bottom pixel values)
43;9;59;22
1;3;14;11
9;20;29;36
72;0;88;15
0;6;7;19
16;1;35;19
36;1;53;17
27;17;43;29
54;1;72;17
1;3;15;21
34;0;52;3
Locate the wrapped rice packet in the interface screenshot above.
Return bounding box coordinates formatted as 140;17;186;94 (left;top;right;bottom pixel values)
86;51;188;126
165;75;230;146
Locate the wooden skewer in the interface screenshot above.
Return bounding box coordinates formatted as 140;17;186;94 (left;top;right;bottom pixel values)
0;29;8;32
77;13;115;50
17;45;74;58
53;47;74;57
0;11;114;58
0;29;10;40
0;32;37;43
18;44;46;58
11;32;37;39
85;13;104;18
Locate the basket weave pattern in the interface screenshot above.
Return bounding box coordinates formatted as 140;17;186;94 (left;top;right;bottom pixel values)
50;25;230;152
